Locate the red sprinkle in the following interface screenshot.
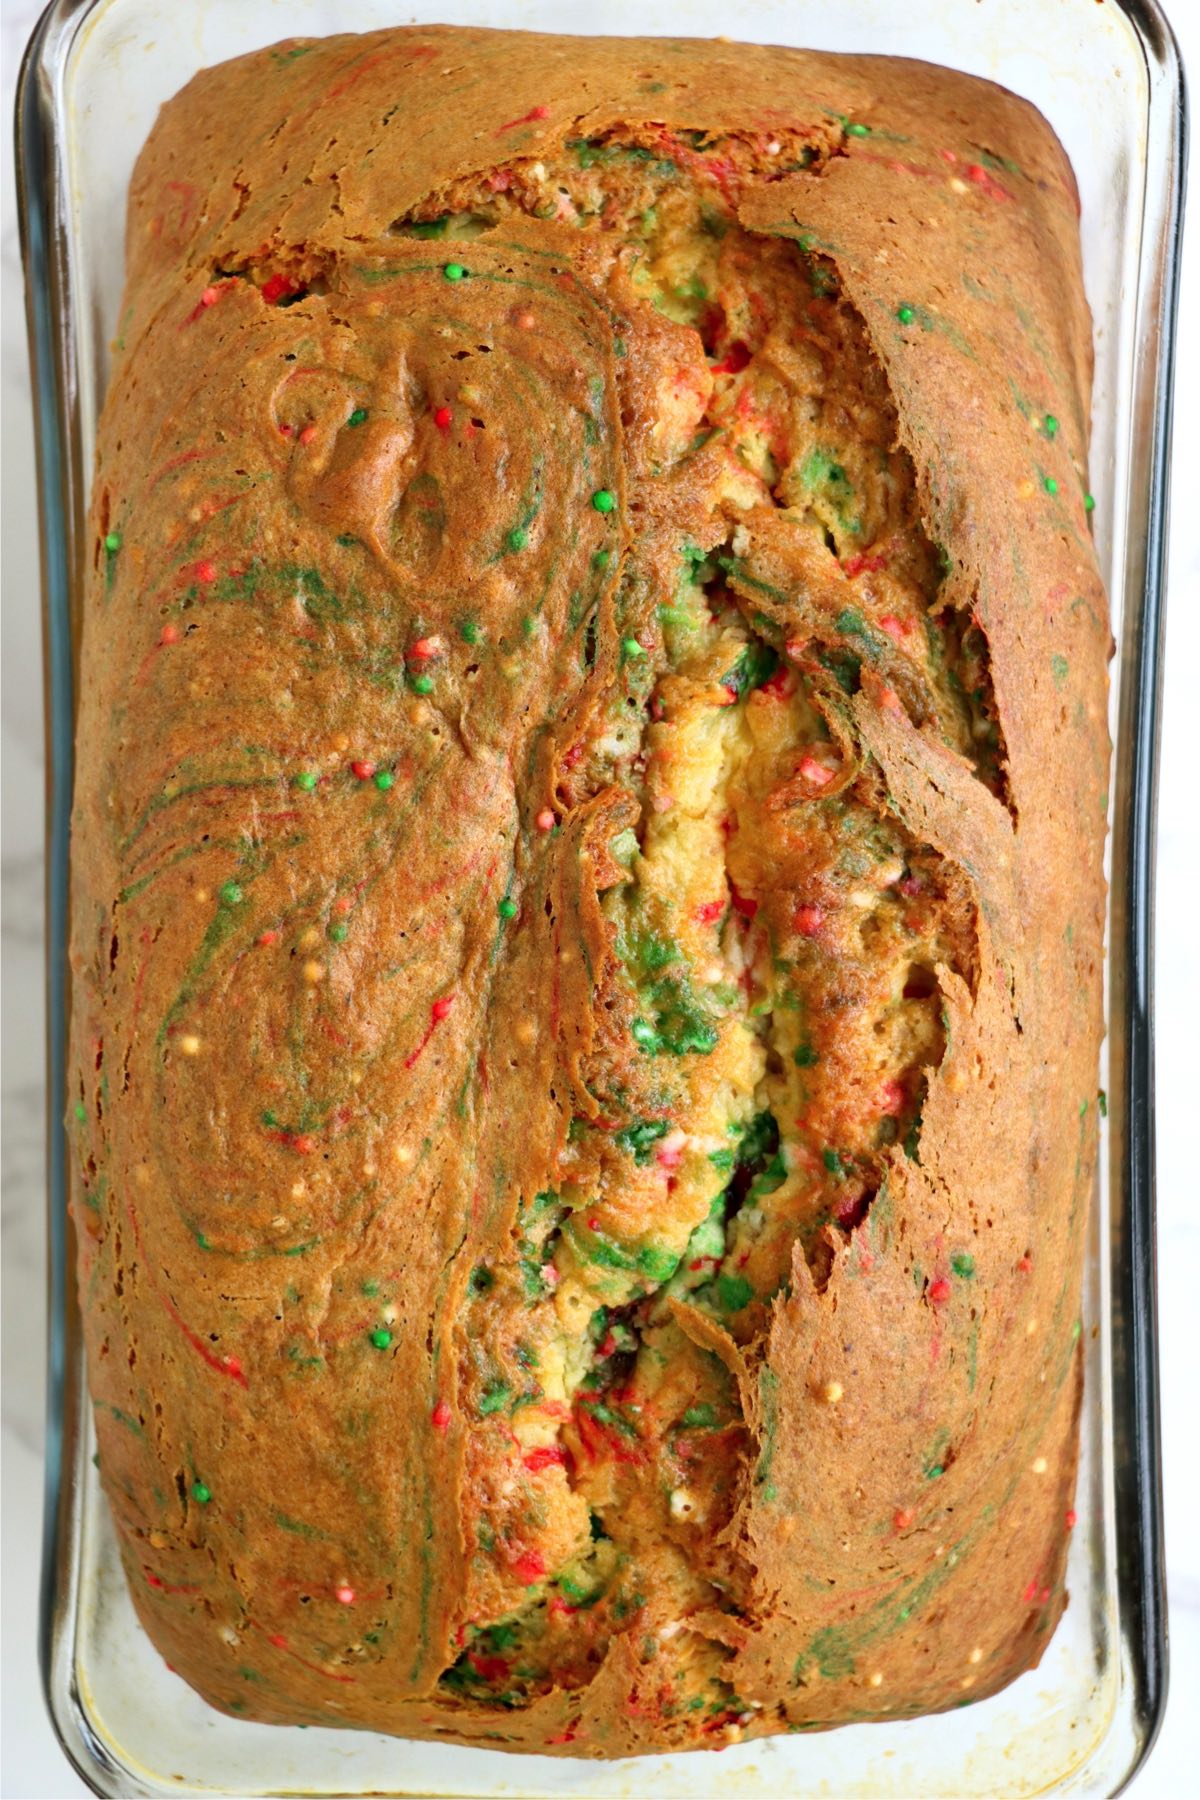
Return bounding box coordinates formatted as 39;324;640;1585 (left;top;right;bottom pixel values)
334;1585;355;1605
260;272;298;305
291;1134;317;1156
298;424;318;446
785;637;808;661
879;1079;905;1115
351;760;376;780
536;808;556;832
1018;1253;1034;1273
840;551;888;579
929;1277;952;1304
1065;1508;1078;1529
879;614;910;642
730;887;759;920
433;406;453;431
512;1549;546;1584
431;995;454;1022
497;104;551;134
794;904;825;937
893;1508;914;1530
268;1632;289;1649
523;1445;567;1473
758;666;794;700
469;1652;511;1680
432;1399;452;1433
695;899;725;924
798;754;834;787
408;637;441;660
257;929;279;947
711;339;752;375
965;162;1011;202
159;624;180;646
278;422;294;436
195;560;217;585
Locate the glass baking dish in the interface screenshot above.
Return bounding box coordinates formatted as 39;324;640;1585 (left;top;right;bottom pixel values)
16;0;1185;1793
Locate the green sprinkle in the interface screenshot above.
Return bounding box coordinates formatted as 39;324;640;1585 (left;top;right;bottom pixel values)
1098;1089;1108;1117
638;1244;681;1281
374;769;394;791
925;1466;944;1481
631;1018;660;1051
74;1101;87;1122
478;1381;510;1415
1043;414;1059;437
411;673;434;695
460;619;481;644
191;1481;211;1504
622;637;645;659
219;880;243;907
370;1328;392;1350
443;262;466;282
794;1041;819;1068
347;407;368;427
951;1253;976;1279
506;527;529;552
1044;475;1058;494
294;771;318;791
681;1404;717;1428
896;303;916;325
1084;493;1095;512
104;531;122;553
591;489;617;514
845;121;871;137
498;897;518;919
361;1279;380;1296
329;923;349;943
717;1273;754;1314
592;548;611;570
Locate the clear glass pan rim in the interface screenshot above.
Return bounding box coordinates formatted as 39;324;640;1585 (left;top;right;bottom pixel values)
15;0;1186;1792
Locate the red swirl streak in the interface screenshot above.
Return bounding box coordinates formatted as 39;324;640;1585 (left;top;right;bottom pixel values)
160;1295;248;1388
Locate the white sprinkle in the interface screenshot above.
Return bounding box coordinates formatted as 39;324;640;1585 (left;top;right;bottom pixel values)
669;1487;698;1520
179;1035;201;1056
1032;1456;1048;1475
823;1380;844;1405
969;1647;982;1665
869;1671;884;1688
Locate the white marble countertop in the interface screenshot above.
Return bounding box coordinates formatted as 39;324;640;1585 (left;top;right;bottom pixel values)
3;2;1198;1794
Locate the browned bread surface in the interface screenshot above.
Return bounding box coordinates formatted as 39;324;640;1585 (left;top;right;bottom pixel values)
71;25;1109;1755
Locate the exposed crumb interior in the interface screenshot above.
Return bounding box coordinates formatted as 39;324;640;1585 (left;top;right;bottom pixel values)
368;134;1003;1728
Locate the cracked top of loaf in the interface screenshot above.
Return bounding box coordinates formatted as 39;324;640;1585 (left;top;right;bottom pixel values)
71;25;1110;1756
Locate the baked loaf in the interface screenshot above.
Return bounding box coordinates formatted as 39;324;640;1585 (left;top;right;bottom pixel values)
71;26;1110;1755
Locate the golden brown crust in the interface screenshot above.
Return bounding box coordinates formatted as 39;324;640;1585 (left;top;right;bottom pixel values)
71;26;1109;1755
